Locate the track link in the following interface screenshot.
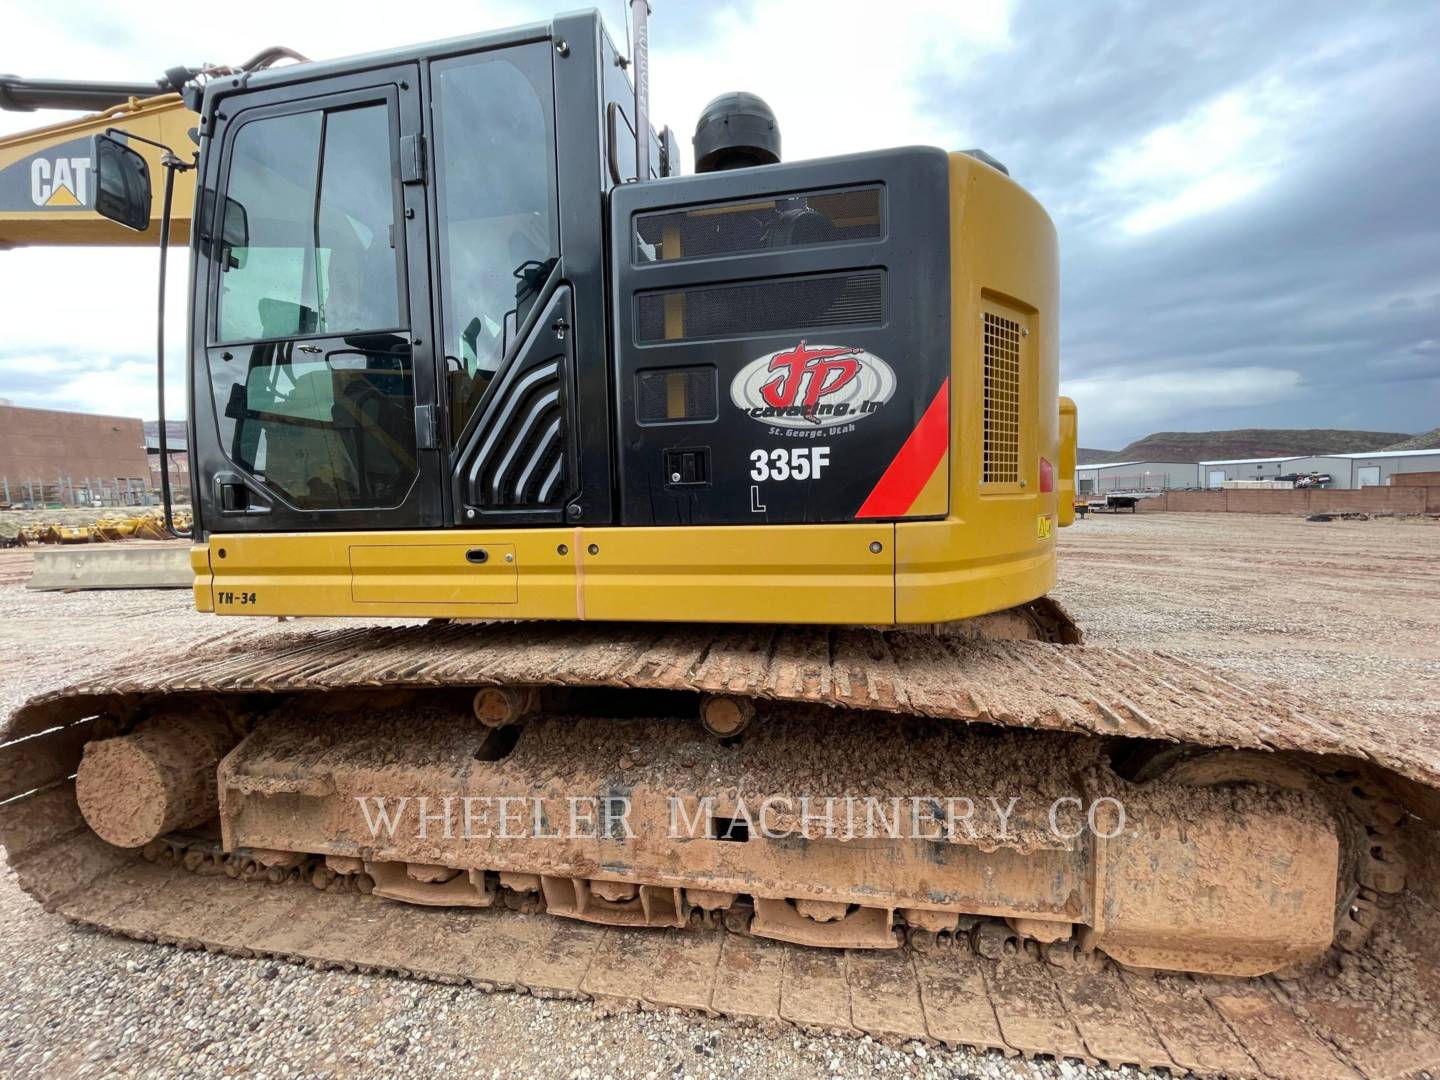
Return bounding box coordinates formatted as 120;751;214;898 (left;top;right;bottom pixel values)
11;807;1440;1077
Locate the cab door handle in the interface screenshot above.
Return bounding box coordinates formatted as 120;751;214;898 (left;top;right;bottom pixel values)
465;548;489;565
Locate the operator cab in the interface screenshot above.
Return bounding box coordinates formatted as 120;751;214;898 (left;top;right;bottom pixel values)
91;9;955;538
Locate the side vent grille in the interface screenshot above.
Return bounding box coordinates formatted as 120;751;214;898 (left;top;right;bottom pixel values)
636;270;883;343
634;186;884;263
982;311;1022;484
464;357;567;508
636;367;718;424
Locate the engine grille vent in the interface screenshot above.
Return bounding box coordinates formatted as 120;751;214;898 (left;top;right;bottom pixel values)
636;367;718;424
637;271;883;344
982;311;1022;484
634;186;883;263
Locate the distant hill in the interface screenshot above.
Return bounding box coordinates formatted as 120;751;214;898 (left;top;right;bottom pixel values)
1384;427;1440;451
1077;428;1411;465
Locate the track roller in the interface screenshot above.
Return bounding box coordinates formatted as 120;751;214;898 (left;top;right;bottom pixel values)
472;687;540;728
699;694;754;738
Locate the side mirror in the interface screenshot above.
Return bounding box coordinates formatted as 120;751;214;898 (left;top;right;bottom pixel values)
199;187;250;269
220;194;249;269
91;133;152;231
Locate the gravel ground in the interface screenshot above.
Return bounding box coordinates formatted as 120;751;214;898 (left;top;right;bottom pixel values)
1052;509;1440;725
1;510;1437;1079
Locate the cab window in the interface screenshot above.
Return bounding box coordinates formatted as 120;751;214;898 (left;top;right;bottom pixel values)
216;103;400;343
432;45;558;442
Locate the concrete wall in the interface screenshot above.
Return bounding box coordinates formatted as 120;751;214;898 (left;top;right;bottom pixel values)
0;405;151;503
1392;471;1440;488
1135;487;1440;514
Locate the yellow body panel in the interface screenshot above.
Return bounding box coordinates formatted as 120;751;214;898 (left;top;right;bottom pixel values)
199;512;1047;625
892;153;1061;623
578;524;892;622
193;151;1066;628
1058;396;1078;527
204;530;575;620
350;543;519;604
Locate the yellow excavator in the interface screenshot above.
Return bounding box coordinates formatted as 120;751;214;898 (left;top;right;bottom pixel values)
2;10;1436;1075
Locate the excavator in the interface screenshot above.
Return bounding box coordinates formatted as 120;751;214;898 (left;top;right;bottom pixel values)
2;9;1437;1076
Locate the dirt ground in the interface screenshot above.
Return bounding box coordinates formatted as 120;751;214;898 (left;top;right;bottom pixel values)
1052;510;1440;726
0;511;1436;1079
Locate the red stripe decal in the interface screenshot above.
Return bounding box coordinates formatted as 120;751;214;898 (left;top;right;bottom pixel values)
855;378;950;518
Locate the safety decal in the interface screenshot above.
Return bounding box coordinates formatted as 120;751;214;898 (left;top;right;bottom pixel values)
854;378;950;518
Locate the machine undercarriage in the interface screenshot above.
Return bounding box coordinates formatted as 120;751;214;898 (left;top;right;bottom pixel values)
4;614;1436;1076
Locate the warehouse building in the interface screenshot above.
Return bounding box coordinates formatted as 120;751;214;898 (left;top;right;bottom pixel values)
1335;448;1440;487
0;403;153;507
1076;461;1200;493
1200;456;1305;486
144;420;190;496
1203;449;1440;488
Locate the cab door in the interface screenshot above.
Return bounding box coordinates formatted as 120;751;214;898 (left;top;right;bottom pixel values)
194;66;441;531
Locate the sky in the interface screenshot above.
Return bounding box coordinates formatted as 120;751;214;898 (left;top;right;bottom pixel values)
0;0;1436;449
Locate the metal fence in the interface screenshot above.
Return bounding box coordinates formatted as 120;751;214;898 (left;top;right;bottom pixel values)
0;475;160;508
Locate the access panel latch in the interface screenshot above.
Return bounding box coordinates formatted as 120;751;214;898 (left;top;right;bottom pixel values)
664;447;710;487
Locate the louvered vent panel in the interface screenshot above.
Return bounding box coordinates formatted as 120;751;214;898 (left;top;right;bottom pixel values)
983;311;1022;484
466;358;567;509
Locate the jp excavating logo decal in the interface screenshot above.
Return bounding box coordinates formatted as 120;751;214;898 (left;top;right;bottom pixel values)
730;341;896;429
0;136;96;212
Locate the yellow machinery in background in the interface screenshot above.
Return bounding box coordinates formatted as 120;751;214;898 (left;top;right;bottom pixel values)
1;49;303;247
6;509;194;545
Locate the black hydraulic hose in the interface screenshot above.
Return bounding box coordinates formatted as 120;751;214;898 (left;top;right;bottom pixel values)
101;124;195;537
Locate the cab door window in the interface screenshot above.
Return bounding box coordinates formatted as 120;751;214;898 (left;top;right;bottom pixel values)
209;99;417;511
217;104;400;342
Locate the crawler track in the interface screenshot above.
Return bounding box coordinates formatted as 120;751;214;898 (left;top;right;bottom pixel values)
4;621;1440;1077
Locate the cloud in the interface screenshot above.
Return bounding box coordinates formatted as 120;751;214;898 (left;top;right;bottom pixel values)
1064;366;1305;440
651;0;1015;169
1095;80;1313;236
1;0;1437;448
0;342;185;418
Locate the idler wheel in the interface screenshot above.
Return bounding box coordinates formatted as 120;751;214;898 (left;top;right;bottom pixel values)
75;711;236;848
